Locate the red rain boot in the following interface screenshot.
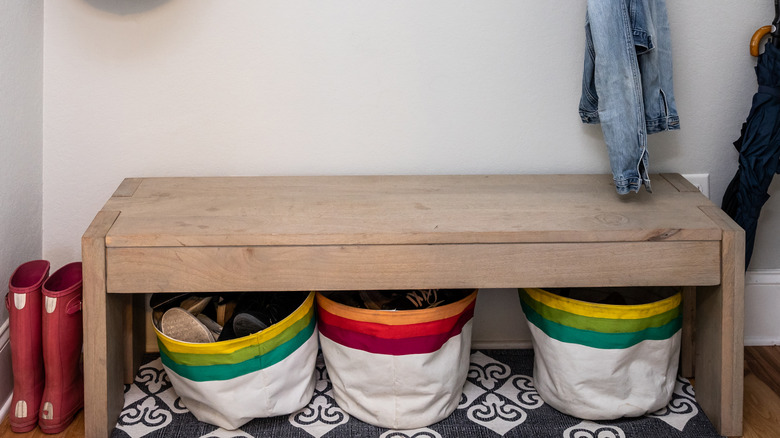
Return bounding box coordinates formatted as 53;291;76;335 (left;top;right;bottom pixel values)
6;260;50;433
38;262;84;434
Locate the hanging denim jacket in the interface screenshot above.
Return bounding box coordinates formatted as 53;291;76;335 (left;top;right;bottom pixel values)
579;0;680;194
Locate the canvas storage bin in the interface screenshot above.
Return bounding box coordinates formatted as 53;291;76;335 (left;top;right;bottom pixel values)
519;287;682;420
316;290;478;429
152;291;318;430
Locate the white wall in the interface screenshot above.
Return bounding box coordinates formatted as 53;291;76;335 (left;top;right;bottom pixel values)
1;0;44;419
42;0;780;346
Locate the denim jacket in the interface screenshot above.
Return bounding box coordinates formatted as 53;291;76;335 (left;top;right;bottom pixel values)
579;0;680;194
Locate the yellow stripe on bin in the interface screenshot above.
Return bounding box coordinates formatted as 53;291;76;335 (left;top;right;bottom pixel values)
157;292;315;355
522;288;680;320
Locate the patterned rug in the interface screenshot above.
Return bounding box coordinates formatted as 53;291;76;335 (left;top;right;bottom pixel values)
112;349;723;438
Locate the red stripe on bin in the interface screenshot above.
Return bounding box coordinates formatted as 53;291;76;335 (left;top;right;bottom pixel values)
318;305;475;355
317;300;476;340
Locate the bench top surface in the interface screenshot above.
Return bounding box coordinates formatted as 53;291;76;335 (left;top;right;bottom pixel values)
100;173;723;247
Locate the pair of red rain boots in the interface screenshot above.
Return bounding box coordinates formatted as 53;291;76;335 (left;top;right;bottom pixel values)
6;260;84;434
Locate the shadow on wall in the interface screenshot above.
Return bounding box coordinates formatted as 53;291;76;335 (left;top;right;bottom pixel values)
82;0;168;15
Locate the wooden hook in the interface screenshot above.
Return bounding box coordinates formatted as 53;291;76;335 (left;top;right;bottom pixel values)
751;25;773;56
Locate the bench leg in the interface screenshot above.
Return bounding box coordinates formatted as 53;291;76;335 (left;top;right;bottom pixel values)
680;286;696;378
695;207;745;437
83;211;125;438
124;294;147;384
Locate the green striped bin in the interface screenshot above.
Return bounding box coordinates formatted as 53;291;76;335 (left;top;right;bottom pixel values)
152;292;318;430
519;287;682;420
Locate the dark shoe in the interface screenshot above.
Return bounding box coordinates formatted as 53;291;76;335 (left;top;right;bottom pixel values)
232;312;271;338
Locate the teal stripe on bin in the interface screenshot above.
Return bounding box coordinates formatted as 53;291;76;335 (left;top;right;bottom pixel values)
521;300;681;350
160;317;316;382
518;289;680;334
160;308;314;367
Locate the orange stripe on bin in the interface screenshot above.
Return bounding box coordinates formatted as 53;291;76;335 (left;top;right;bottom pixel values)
315;290;477;325
318;299;477;339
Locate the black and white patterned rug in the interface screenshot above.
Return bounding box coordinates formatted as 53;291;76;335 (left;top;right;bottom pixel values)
112;350;723;438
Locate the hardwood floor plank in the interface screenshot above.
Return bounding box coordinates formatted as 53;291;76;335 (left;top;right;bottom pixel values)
743;371;780;438
0;410;83;437
745;346;780;399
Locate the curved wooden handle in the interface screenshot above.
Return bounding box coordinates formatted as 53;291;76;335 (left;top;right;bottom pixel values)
751;25;773;56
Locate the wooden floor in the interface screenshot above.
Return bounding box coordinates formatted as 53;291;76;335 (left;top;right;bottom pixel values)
1;346;778;437
742;346;780;437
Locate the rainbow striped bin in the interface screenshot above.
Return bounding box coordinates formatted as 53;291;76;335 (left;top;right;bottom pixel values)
316;290;477;429
152;292;318;430
519;287;682;420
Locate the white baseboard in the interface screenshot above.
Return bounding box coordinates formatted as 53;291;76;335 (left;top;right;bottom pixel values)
0;319;8;348
744;337;780;346
0;320;12;424
0;392;10;430
471;289;532;348
744;269;780;346
472;340;533;350
746;269;780;285
141;277;780;352
470;276;780;348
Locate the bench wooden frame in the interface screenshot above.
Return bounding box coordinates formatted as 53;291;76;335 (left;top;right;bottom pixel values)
81;174;744;437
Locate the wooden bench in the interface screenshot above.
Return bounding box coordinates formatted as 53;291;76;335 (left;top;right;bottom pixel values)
81;174;744;437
